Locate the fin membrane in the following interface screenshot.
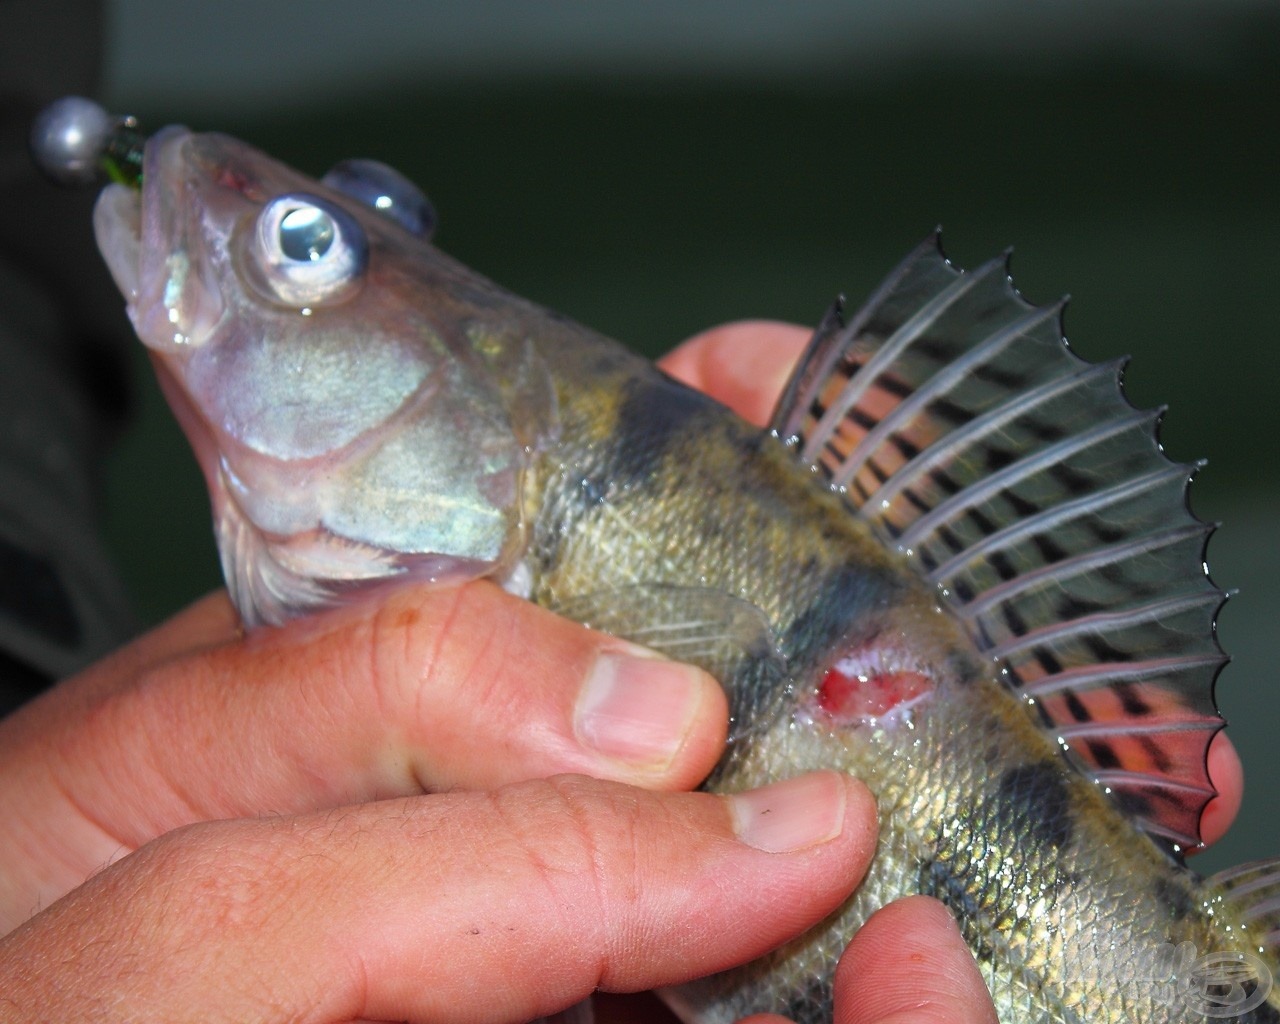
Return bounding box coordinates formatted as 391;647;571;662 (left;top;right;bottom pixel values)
1207;858;1280;956
773;233;1227;851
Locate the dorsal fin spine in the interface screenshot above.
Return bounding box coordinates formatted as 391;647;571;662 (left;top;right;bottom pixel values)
895;407;1159;552
952;521;1212;621
836;299;1067;486
1141;820;1200;846
860;359;1122;518
1204;858;1280;955
771;298;846;442
926;462;1190;586
1090;770;1216;796
775;234;943;443
1022;653;1226;697
1210;862;1280;899
802;255;1008;464
987;589;1223;662
1058;718;1219;740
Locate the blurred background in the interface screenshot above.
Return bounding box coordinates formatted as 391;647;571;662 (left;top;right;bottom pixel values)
72;1;1280;872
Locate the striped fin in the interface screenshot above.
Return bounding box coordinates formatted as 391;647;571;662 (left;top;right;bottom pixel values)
773;233;1227;852
1206;859;1280;955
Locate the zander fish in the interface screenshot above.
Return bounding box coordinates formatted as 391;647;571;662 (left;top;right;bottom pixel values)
62;103;1280;1021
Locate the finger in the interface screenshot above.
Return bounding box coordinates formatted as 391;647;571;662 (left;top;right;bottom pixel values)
0;581;727;913
1197;729;1244;851
659;321;811;426
0;772;877;1024
834;896;998;1024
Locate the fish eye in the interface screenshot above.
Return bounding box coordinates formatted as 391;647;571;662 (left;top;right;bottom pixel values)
279;206;336;261
322;158;436;238
254;192;368;307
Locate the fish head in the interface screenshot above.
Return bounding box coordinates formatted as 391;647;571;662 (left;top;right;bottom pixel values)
94;127;546;625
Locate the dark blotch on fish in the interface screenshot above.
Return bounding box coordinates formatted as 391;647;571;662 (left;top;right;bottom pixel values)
919;857;999;965
611;373;719;488
992;762;1074;852
1228;999;1280;1024
779;563;898;668
1152;875;1194;922
777;976;833;1024
1249;1001;1280;1023
948;650;984;688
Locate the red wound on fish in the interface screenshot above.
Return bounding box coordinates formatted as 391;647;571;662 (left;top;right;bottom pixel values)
812;648;933;726
214;166;254;196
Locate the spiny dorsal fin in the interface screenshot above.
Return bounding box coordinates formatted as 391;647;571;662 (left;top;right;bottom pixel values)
1206;859;1280;958
773;233;1228;852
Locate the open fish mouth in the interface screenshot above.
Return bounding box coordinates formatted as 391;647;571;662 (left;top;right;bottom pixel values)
89;127;227;508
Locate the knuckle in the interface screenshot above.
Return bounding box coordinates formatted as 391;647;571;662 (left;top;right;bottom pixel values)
368;582;517;716
494;777;652;928
138;819;304;936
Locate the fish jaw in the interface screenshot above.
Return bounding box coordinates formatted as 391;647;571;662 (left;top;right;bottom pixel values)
93;128;543;624
94;127;227;354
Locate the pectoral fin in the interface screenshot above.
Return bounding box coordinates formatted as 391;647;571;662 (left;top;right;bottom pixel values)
550;584;788;744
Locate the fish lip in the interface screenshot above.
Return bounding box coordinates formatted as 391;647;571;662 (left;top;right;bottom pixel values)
93;125;193;323
93;183;141;302
95;126;226;353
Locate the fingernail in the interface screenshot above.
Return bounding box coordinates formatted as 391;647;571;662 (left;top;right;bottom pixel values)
575;649;708;769
731;771;848;854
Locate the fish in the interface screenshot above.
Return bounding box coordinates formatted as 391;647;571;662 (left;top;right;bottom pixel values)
89;120;1280;1023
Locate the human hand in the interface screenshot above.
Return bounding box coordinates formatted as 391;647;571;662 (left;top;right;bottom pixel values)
0;766;883;1022
0;580;735;930
0;322;1242;1024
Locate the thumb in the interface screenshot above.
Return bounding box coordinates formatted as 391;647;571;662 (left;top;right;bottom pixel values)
834;896;997;1024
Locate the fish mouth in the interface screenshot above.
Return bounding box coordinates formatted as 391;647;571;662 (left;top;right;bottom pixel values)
92;124;189;315
92;126;225;353
91;127;241;556
93;181;142;303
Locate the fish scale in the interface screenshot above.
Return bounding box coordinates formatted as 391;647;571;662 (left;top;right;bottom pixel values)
519;316;1230;1018
59;107;1280;1021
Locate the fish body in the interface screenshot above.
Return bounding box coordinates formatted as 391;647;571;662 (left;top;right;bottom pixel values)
93;125;1280;1022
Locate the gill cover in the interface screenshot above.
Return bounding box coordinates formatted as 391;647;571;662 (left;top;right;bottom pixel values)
96;128;548;626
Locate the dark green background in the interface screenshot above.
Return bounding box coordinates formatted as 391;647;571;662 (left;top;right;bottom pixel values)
99;10;1278;874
